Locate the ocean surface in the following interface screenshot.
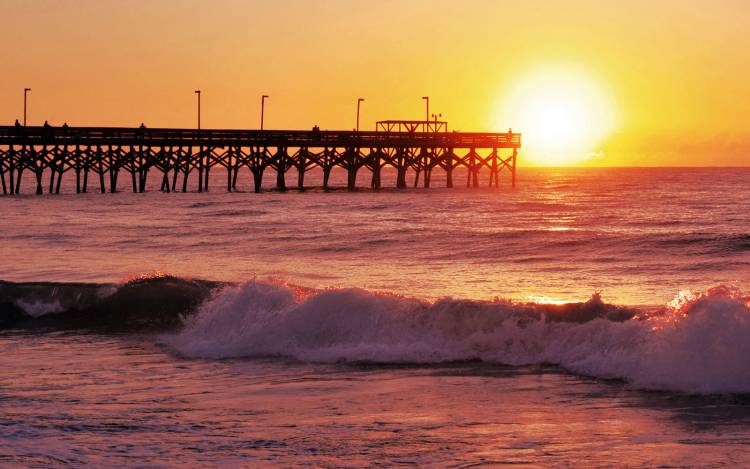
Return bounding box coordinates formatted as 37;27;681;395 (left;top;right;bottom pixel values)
2;167;750;466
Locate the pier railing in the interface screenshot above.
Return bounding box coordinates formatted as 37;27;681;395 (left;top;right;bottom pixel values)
0;126;520;148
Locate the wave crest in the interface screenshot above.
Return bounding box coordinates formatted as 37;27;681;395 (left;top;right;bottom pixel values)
165;282;750;394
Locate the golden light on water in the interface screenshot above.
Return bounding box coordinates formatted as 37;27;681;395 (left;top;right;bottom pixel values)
525;295;575;305
496;64;619;166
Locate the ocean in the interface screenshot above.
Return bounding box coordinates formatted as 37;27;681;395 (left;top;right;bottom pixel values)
1;167;750;466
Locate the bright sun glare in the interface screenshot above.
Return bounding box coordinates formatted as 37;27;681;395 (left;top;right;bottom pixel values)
496;64;618;166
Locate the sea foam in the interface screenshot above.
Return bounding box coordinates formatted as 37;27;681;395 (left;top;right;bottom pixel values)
166;282;750;394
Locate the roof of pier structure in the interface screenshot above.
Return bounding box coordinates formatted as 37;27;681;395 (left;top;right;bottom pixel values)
376;120;449;133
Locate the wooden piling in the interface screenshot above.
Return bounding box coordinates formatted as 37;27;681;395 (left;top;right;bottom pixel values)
54;146;63;194
275;146;288;191
181;146;191;193
0;149;6;195
8;144;16;195
296;147;308;189
15;145;26;194
370;149;382;189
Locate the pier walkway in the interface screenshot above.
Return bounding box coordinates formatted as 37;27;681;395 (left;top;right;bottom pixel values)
0;125;520;195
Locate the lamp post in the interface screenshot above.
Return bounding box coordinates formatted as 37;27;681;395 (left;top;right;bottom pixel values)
356;98;364;132
422;96;429;125
24;88;31;126
194;90;201;130
431;113;442;133
261;95;269;130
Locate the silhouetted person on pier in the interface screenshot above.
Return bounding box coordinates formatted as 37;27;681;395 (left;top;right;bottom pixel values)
41;120;53;141
14;119;21;128
140;123;147;129
62;123;69;129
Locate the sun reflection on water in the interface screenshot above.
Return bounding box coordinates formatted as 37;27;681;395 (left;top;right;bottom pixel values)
525;295;575;305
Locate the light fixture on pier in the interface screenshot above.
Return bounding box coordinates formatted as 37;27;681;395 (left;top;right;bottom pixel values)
24;88;31;126
261;95;269;131
356;98;365;132
194;90;201;130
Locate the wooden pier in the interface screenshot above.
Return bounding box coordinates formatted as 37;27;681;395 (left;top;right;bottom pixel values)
0;123;520;195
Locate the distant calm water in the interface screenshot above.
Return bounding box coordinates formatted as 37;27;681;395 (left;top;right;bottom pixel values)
3;167;750;304
1;167;750;466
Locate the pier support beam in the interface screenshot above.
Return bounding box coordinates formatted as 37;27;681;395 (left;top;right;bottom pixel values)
0;149;6;195
396;167;406;189
8;145;16;195
231;147;242;191
82;164;89;193
320;147;336;190
370;150;382;189
225;147;233;192
445;149;454;188
489;149;499;188
181;147;191;193
15;145;27;194
295;148;309;190
197;146;204;193
347;166;358;191
97;147;106;194
172;147;181;192
47;146;56;194
34;147;43;195
202;148;213;192
395;148;407;189
108;146;118;193
345;147;360;191
276;167;286;191
54;146;64;194
275;147;288;192
252;168;264;193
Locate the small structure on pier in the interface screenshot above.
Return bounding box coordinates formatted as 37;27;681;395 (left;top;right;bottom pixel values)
0;124;520;195
376;120;448;133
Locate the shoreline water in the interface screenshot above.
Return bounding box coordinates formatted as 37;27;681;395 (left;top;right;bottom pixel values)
2;329;750;467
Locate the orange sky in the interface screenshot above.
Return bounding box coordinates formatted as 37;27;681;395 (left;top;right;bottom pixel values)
1;0;748;166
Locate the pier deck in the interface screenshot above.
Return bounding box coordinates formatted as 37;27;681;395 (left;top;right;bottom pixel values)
0;126;520;195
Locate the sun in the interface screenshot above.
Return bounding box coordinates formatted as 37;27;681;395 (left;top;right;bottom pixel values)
495;64;618;166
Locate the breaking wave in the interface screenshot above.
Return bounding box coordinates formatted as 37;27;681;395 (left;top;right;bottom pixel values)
165;282;750;395
3;275;749;394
